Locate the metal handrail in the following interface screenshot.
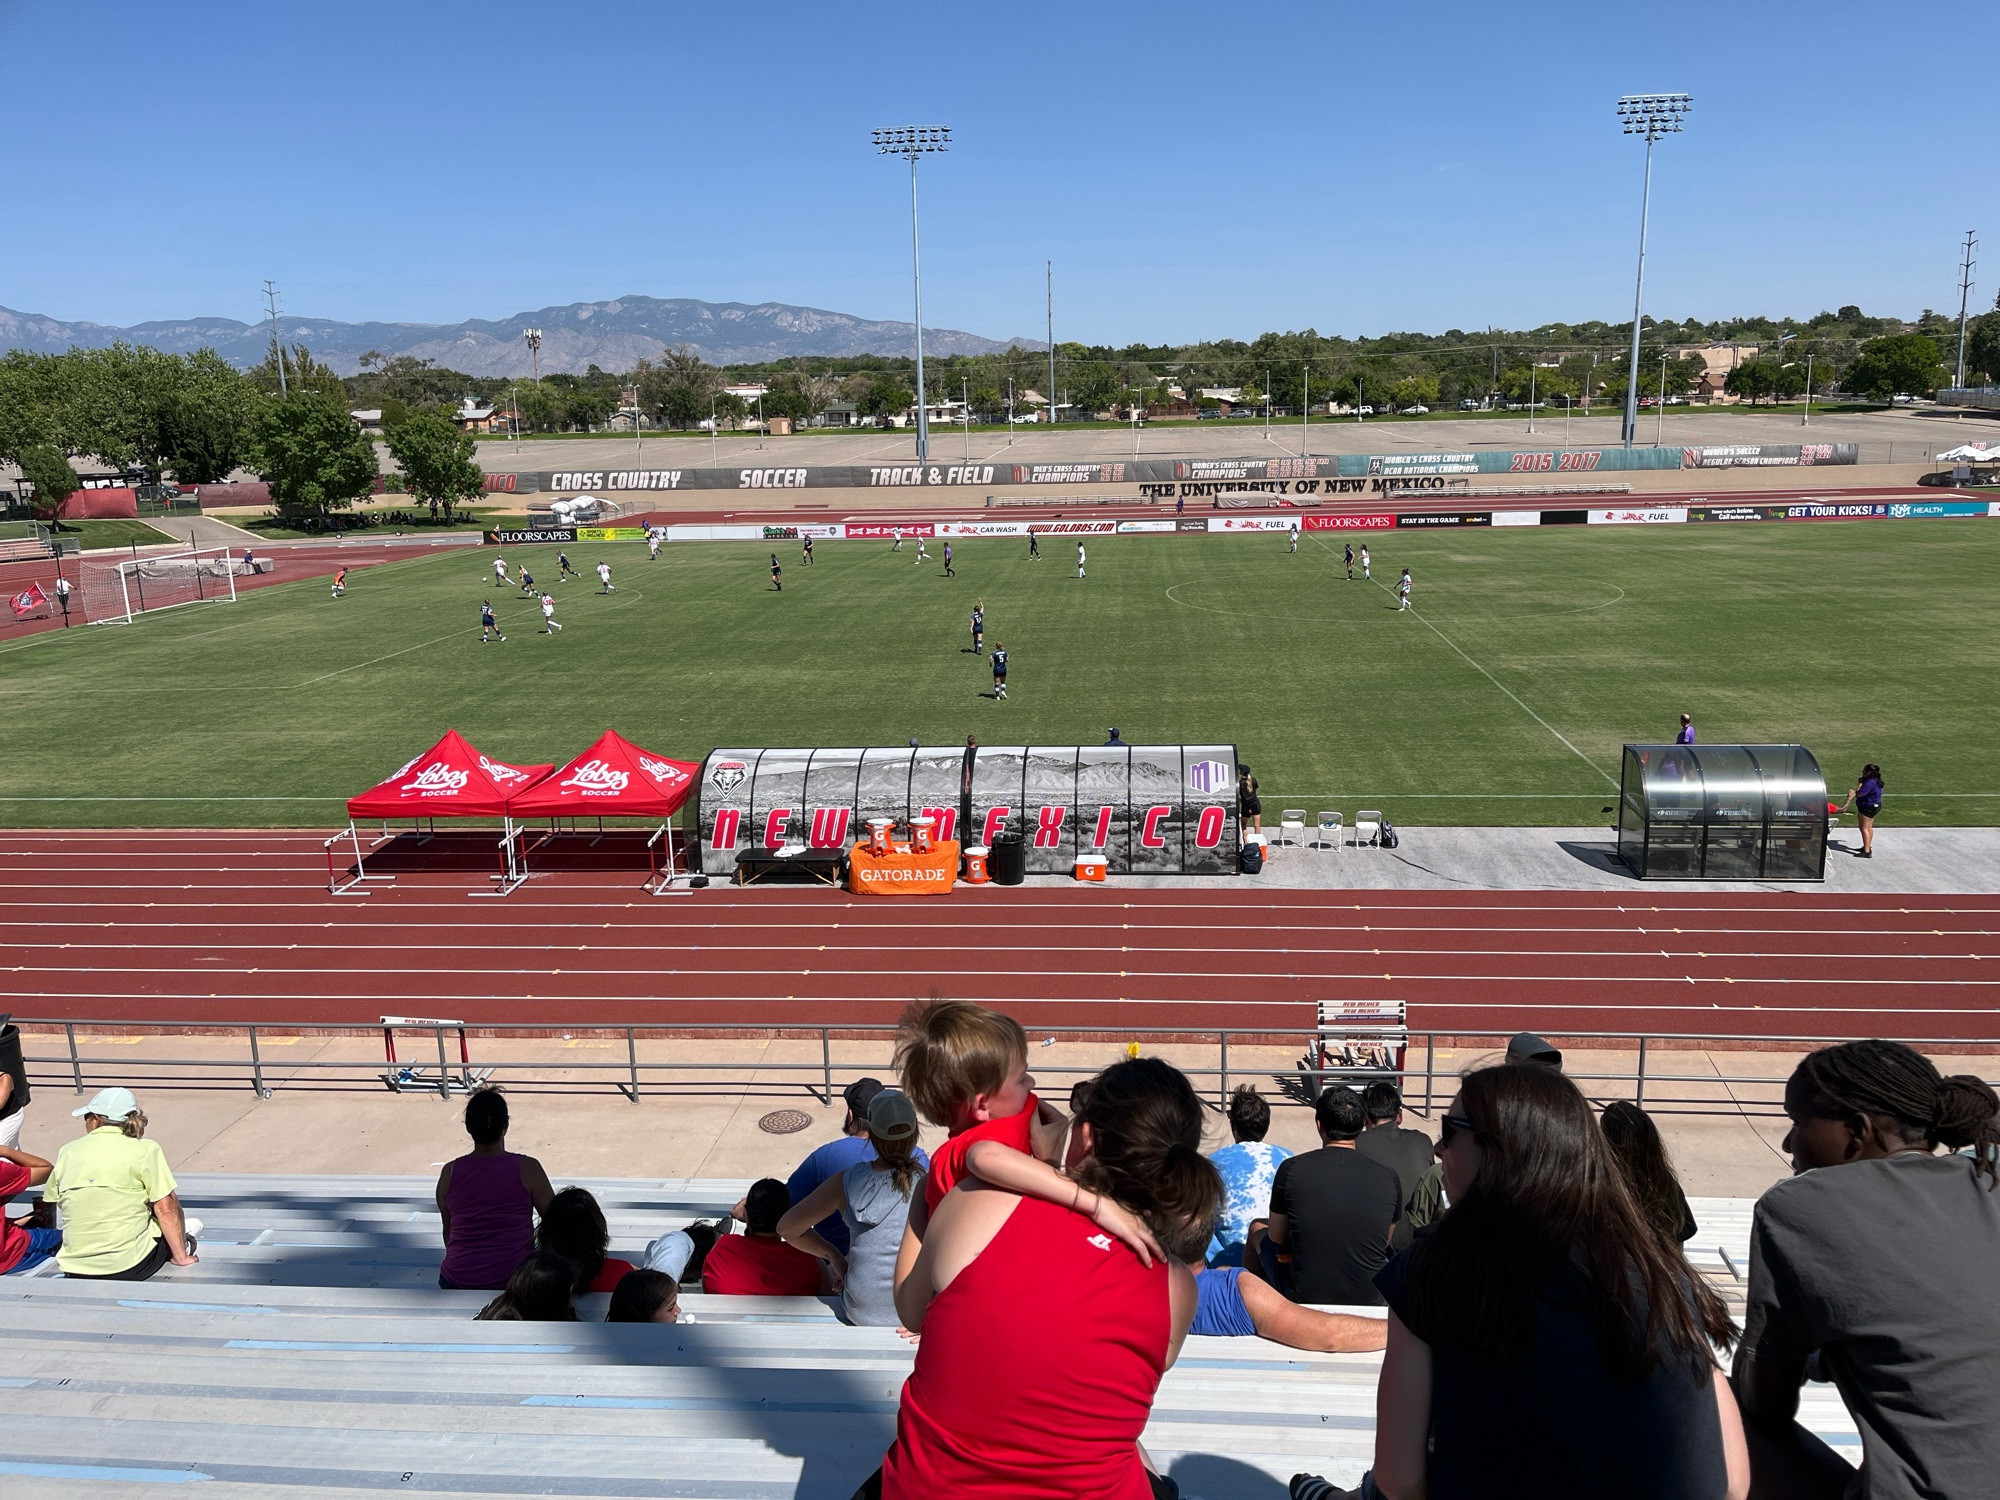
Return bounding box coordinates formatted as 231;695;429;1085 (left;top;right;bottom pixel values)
16;1017;2000;1118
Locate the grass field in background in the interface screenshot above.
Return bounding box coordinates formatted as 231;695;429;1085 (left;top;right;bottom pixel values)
69;520;179;550
4;521;1997;827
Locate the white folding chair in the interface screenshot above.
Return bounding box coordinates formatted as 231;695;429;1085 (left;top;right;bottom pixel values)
1315;810;1344;852
1353;810;1382;847
1276;809;1307;849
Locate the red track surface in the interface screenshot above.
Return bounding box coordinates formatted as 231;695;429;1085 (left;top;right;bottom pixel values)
6;831;1997;1043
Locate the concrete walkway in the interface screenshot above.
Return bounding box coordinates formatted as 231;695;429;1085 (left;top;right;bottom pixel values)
1079;825;2000;894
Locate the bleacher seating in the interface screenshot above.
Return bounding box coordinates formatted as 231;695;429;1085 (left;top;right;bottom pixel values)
0;1177;1859;1498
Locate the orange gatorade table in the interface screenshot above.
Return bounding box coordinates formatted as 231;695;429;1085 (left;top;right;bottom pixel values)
848;839;960;896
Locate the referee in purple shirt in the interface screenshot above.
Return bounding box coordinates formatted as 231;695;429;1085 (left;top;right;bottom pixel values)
1676;714;1695;745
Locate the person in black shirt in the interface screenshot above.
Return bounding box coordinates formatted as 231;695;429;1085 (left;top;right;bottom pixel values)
970;603;984;655
769;554;782;591
989;644;1008;700
1355;1081;1435;1254
801;535;814;566
1343;542;1354;580
1253;1085;1401;1305
1600;1100;1697;1244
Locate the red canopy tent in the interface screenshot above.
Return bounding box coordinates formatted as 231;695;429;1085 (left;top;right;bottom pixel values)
332;731;553;896
508;730;700;895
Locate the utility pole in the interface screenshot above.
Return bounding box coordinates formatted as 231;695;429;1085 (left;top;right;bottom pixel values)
1955;230;1979;391
1656;352;1667;444
1302;366;1310;455
263;281;287;396
964;375;971;461
1528;365;1537;434
1616;93;1693;446
523;328;543;384
1046;261;1056;430
874;126;950;462
1803;352;1814;426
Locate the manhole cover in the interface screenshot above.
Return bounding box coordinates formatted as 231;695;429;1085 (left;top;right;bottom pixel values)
758;1109;814;1135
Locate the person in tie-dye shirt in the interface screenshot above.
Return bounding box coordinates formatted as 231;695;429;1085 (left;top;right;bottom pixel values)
1205;1084;1292;1268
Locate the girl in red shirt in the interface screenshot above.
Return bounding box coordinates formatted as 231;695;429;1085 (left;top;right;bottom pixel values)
868;1058;1223;1500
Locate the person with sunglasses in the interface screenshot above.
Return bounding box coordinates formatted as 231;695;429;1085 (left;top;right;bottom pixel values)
1291;1064;1748;1500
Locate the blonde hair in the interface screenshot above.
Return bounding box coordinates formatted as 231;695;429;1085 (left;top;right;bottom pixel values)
894;999;1027;1127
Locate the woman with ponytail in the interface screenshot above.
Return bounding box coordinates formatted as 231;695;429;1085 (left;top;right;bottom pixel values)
778;1089;926;1327
1735;1039;2000;1498
858;1057;1222;1500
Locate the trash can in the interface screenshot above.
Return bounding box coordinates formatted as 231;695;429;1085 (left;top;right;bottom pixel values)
990;834;1027;886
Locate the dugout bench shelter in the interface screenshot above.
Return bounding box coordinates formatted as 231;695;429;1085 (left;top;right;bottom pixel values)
1616;743;1828;881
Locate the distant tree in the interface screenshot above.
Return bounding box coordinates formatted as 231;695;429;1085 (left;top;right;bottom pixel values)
385;409;484;520
1726;361;1776;404
246;393;379;521
1965;310;2000;386
1387;374;1440;409
857;374;913;419
1842;334;1943;399
157;349;259;483
637;347;716;429
249;342;348;401
15;444;80;520
762;371;816;423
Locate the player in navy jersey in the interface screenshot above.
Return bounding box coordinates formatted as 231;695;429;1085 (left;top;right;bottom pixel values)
480;599;505;643
990;642;1008;699
1344;542;1355;580
970;601;985;654
769;553;782;591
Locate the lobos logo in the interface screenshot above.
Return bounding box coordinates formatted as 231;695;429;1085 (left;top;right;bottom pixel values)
708;759;748;793
403;761;469;794
639;755;690;787
478;755;532;784
561;758;629;793
1187;760;1234;795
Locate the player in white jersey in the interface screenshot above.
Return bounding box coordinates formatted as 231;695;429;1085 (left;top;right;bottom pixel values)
540;592;563;632
1288;523;1300;553
647;531;661;561
1076;541;1086;579
1360;544;1371;580
1398;568;1412;610
596;561;614;593
493;555;510;587
892;526;903;551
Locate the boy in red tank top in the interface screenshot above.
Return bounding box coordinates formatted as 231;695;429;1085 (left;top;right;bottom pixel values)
892;1000;1066;1292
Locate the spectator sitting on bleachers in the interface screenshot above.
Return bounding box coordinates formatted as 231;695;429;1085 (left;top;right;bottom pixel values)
44;1088;199;1282
859;1057;1222;1499
1355;1081;1435;1254
1291;1062;1748;1500
1601;1100;1697;1244
435;1088;554;1291
537;1186;635;1295
1;1141;60;1275
1249;1085;1401;1305
778;1089;924;1326
607;1268;680;1323
785;1077;929;1261
702;1178;825;1296
1205;1084;1292;1269
474;1250;577;1321
1734;1040;2000;1500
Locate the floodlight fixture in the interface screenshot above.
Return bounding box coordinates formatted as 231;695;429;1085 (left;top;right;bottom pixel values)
874;125;952;461
1616;93;1692;447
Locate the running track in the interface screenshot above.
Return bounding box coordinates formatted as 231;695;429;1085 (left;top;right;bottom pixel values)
5;831;1997;1043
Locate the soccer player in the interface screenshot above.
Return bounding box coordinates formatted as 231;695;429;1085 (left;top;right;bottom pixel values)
990;641;1008;699
648;530;662;561
330;566;348;599
493;555;509;587
518;566;536;596
914;536;930;565
480;598;505;643
596;560;615;594
1076;540;1086;580
1360;544;1371;580
942;541;955;578
558;551;578;582
1288;523;1300;554
970;601;985;654
802;535;814;566
1398;568;1412;611
1028;530;1040;559
892;525;903;552
539;592;563;633
770;553;783;591
1344;542;1355;580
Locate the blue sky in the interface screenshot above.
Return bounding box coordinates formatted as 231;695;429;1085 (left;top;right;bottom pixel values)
0;2;1980;344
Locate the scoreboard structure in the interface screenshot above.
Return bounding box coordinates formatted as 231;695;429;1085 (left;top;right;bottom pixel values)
693;743;1243;877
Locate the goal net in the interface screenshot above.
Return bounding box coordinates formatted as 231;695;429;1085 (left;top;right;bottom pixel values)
77;549;240;625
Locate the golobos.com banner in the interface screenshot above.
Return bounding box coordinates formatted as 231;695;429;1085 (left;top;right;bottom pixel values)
476;443;1859;494
694;744;1242;877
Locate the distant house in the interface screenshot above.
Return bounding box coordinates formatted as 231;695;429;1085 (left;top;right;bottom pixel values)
349;409;384;434
450;397;505;434
1690;343;1762;403
722;383;769;404
815;401;860;428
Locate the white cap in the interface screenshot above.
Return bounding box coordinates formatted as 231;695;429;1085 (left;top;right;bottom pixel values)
73;1086;139;1120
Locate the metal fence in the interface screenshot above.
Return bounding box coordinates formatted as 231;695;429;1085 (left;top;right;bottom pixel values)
17;1016;2000;1120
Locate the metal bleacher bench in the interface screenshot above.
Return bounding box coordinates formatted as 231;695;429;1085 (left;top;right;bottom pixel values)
0;1174;1859;1497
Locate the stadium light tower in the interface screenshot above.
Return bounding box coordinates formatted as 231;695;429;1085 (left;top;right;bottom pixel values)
1616;93;1691;448
874;125;950;462
522;327;543;384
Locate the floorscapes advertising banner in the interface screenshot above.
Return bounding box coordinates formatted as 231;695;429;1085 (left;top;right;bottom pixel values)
693;744;1242;877
478;444;1859;495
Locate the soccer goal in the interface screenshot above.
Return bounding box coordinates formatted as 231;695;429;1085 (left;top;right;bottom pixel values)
78;548;239;625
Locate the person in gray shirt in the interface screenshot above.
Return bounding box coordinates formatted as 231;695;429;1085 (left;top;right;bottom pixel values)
1354;1081;1435;1253
1735;1039;2000;1500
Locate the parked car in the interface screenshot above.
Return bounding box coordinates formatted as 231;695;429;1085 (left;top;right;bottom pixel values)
1357;405;1375;416
1400;405;1429;415
1458;398;1483;411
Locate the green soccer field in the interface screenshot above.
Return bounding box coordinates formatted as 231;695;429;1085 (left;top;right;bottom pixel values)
5;521;1997;827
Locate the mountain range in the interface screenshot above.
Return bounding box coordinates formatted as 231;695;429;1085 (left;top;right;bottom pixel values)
0;296;1038;374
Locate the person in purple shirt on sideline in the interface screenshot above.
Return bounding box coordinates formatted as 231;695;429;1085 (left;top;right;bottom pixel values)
1841;762;1884;859
1676;714;1696;745
785;1077;928;1257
